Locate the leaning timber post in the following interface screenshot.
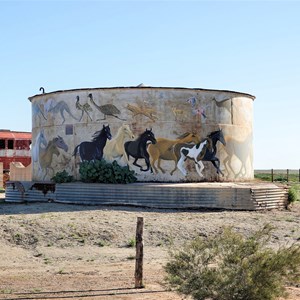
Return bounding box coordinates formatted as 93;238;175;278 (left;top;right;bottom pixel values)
135;217;144;288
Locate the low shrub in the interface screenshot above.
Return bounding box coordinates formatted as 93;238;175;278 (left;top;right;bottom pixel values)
51;170;74;183
79;160;137;184
254;173;271;181
165;224;300;300
126;237;136;248
288;186;299;203
274;176;287;182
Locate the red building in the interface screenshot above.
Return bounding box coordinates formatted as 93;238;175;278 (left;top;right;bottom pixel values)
0;130;32;171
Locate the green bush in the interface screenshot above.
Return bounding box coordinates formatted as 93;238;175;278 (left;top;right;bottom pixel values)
126;237;136;248
165;225;300;300
274;176;287;182
254;174;271;181
288;186;299;203
51;170;74;183
79;160;137;184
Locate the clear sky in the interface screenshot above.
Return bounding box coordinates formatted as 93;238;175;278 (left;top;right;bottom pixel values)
0;0;299;169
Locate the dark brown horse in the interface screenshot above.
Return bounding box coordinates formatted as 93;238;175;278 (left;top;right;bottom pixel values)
73;125;112;161
124;129;156;172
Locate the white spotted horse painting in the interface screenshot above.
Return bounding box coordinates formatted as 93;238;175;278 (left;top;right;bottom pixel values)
175;129;226;177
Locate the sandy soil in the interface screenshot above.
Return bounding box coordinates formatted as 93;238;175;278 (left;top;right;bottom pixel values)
0;193;300;300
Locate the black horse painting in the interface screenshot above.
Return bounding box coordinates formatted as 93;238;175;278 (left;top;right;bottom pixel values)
176;129;226;177
73;124;112;161
124;129;157;172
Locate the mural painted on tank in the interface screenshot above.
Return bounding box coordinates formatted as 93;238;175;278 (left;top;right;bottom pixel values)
45;99;79;124
186;96;208;122
32;129;47;164
39;136;68;180
73;125;112;162
88;93;126;121
103;124;135;163
125;103;159;122
32;130;69;180
223;134;253;178
76;96;93;121
148;132;200;175
32;102;47;123
175;129;226;177
124;129;157;173
30;88;254;182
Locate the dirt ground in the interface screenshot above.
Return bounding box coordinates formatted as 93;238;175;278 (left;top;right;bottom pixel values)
0;193;300;300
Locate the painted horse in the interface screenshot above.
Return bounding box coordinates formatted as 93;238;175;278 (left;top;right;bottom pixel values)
223;134;253;178
103;124;135;163
147;132;200;175
32;129;47;163
73;124;112;161
124;129;157;172
175;129;226;177
39;136;68;179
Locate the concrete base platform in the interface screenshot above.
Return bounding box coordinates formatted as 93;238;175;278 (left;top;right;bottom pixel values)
5;181;288;211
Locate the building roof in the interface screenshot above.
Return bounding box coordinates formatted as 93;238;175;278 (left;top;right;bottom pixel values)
0;130;31;140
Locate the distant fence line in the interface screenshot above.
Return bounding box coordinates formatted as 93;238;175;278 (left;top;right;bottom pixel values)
255;169;300;183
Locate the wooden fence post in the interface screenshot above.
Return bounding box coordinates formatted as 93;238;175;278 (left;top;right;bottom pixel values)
287;169;289;182
271;169;274;182
135;217;144;288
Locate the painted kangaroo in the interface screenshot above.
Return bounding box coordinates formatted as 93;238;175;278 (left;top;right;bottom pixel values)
46;100;79;124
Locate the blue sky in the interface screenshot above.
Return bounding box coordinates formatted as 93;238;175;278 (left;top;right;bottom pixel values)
0;0;299;169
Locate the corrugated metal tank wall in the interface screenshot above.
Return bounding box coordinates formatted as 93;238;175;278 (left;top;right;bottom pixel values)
29;87;255;182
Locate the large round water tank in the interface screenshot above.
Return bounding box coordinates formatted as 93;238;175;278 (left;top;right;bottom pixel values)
29;86;255;182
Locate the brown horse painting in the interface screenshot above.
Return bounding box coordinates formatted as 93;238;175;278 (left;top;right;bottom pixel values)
39;136;68;179
148;132;200;175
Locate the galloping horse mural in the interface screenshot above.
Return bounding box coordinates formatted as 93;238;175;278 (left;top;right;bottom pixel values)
32;129;47;164
73;125;112;161
223;134;253;178
148;132;200;175
175;129;226;177
103;124;135;163
38;135;68;179
31;87;254;182
124;129;157;172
